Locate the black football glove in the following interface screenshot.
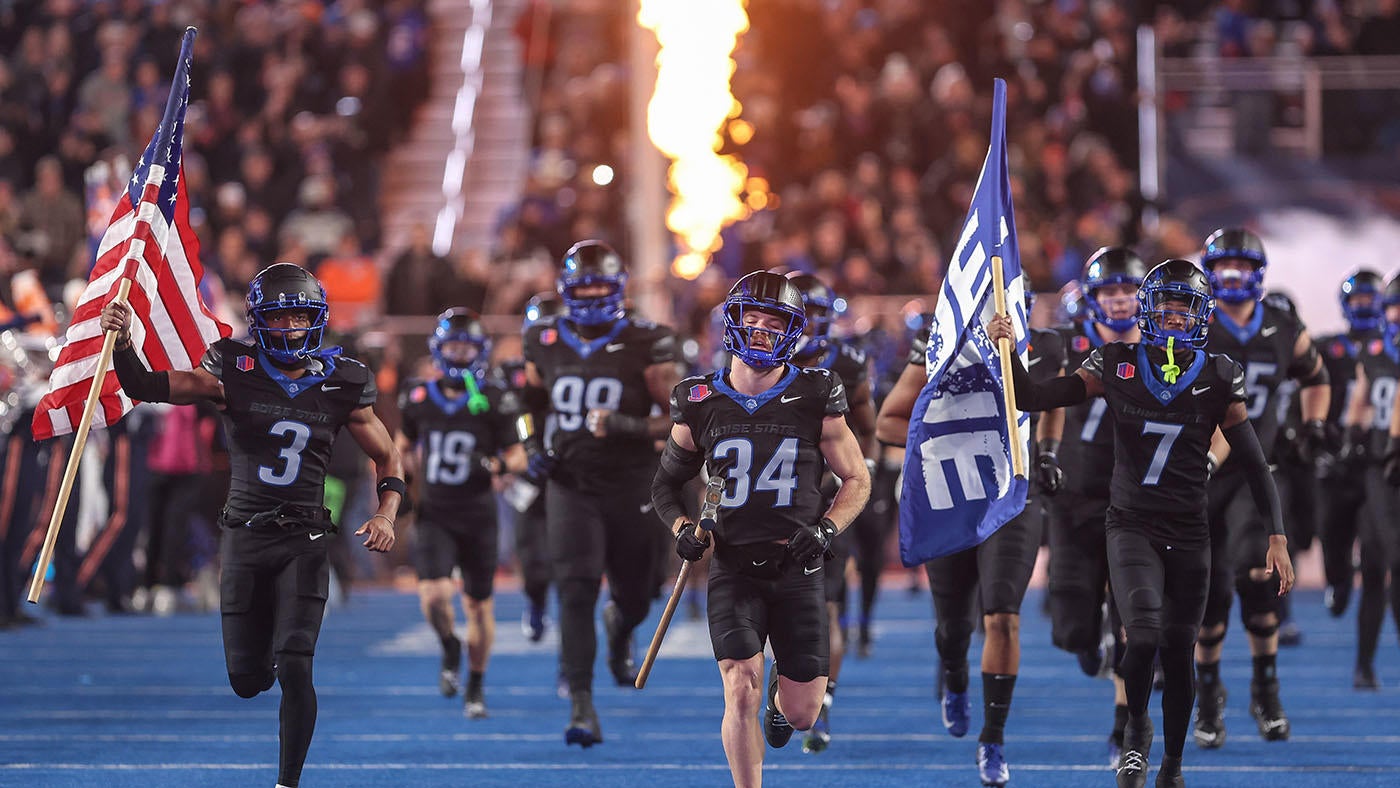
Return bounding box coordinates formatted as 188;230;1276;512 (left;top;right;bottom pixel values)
787;518;837;566
526;450;556;482
675;525;710;562
1296;419;1328;466
1034;440;1063;496
1338;425;1369;468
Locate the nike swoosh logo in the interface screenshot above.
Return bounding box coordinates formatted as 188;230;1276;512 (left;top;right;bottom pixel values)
1261;326;1278;337
1027;357;1042;367
605;343;625;352
639;503;654;514
309;532;325;541
1192;386;1210;395
322;384;342;391
803;565;820;575
831;385;844;397
752;560;768;567
779;395;802;403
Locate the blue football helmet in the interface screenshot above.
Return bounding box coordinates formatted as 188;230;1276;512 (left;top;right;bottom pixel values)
1201;227;1267;304
558;240;626;326
246;262;330;364
1082;246;1147;332
523;291;564;332
785;272;840;361
1138;259;1215;349
723;271;807;370
1340;270;1383;333
430;307;491;380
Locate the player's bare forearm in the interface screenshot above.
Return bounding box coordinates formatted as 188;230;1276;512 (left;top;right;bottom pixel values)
394;432;418;479
1346;363;1369;429
501;443;528;474
1298;381;1329;423
644;361;682;438
875;363;923;446
349;406;403;515
848;381;878;456
1036;406;1065;443
820;415;871;531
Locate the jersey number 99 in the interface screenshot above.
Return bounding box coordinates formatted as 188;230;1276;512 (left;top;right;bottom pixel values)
552;376;623;431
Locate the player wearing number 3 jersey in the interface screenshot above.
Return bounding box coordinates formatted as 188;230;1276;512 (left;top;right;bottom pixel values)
990;259;1294;788
652;271;870;788
103;263;404;788
520;240;682;747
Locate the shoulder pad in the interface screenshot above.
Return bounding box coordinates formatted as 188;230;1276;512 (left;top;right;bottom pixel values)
839;342;867;363
1214;354;1243;380
333;355;372;384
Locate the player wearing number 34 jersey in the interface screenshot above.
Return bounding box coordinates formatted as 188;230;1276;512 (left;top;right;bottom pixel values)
991;259;1294;788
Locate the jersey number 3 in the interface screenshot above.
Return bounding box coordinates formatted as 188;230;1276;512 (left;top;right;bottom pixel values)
259;420;312;486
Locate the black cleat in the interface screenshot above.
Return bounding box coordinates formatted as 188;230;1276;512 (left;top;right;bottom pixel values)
440;636;462;697
464;684;488;719
1077;646;1106;678
1277;619;1303;647
602;601;639;687
1250;679;1290;741
1116;715;1153;788
763;664;795;748
1324;584;1350;618
1193;681;1226;750
1354;664;1381;691
565;690;603;747
1155;754;1184;788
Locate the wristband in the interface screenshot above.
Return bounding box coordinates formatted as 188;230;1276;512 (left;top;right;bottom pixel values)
377;476;408;499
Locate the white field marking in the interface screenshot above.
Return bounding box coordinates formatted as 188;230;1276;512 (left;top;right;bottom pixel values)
370;619;714;659
3;763;1400;774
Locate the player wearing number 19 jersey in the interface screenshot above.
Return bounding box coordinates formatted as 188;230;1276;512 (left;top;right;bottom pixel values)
1196;228;1329;750
996;259;1293;788
397;308;524;718
520;240;681;748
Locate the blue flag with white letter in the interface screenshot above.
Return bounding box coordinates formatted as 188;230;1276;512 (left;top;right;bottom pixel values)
898;78;1030;566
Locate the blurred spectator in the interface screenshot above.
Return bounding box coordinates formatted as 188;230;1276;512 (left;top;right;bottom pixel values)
315;230;381;332
18;156;84;293
280;175;354;261
1356;0;1400;55
384;222;450;316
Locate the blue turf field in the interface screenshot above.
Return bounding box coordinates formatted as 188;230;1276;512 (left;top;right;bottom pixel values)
2;584;1398;787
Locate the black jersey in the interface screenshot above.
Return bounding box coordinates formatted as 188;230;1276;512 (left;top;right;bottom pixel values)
1316;332;1370;427
805;341;870;393
1354;333;1400;455
202;338;377;522
1206;301;1306;456
399;379;518;515
522;315;676;486
1083;342;1246;543
1058;322;1119;498
671;365;848;546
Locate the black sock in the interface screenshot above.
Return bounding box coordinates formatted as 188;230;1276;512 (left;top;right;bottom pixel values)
468;670;484;694
944;662;969;694
1252;654;1277;684
441;634;461;671
1196;660;1219;690
1112;703;1129;746
979;673;1017;744
826;680;837;699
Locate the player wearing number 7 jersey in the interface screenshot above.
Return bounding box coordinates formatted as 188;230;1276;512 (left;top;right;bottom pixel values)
520;240;682;747
652;271;870;788
989;259;1294;788
102;262;403;788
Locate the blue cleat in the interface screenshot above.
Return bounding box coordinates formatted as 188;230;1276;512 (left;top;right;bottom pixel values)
942;690;970;738
977;742;1009;787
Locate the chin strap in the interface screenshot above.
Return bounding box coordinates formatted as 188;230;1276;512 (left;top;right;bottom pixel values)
462;372;491;415
1160;336;1181;384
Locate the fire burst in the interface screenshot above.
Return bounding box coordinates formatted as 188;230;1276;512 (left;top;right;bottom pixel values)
637;0;749;280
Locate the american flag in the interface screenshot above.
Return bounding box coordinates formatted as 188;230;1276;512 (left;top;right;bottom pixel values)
32;28;230;441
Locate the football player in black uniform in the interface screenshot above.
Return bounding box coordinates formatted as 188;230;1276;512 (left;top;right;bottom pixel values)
875;301;1064;788
397;308;526;717
652;272;870;788
1052;247;1147;766
784;272;876;754
1316;272;1383;621
990;259;1294;788
1194;228;1329;749
520;240;681;747
102;263;402;788
1343;273;1400;690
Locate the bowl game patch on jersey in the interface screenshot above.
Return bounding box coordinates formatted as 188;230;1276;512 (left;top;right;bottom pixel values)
236;355;255;372
1117;362;1135;379
688;383;711;402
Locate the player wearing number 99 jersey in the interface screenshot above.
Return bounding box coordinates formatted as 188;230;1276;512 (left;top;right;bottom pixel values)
993;259;1294;788
651;271;870;787
519;240;682;748
397;308;525;718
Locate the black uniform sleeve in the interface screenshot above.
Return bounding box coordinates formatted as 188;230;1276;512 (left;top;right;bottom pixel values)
839;343;870;390
824;370;849;416
1011;350;1089;411
199;342;224;379
1218;357;1248;403
1222;418;1286;536
397;387;421;442
1080;347;1106;380
649;329;678;365
340;358;377;407
492;391;520;448
669;379;696;425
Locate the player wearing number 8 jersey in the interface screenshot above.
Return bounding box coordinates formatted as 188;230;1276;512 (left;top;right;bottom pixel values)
396;308;526;718
653;271;870;788
520;240;682;747
102;263;403;788
990;259;1294;788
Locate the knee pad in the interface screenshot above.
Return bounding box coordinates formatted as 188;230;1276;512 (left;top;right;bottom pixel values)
1235;572;1280;636
276;652;314;691
229;670;275;699
1160;624;1197;652
935;616;976;652
1196;625;1226;648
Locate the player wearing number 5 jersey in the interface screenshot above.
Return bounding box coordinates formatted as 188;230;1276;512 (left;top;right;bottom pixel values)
396;308;526;718
990;259;1294;788
1195;228;1329;750
653;272;870;788
520;240;682;747
102;263;403;788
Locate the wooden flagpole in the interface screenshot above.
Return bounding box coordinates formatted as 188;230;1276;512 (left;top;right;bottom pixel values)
990;256;1026;479
27;277;133;603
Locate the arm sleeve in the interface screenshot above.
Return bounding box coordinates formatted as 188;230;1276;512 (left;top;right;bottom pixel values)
651;436;704;528
357;373;378;408
1222;418;1286;536
1010;350;1089;411
113;345;171;403
650;330;678;365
